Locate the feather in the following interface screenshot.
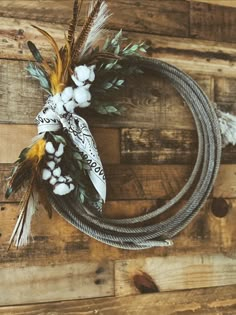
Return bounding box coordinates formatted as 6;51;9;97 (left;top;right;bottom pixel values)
27;41;43;63
9;187;38;248
72;0;110;63
67;0;83;48
32;25;63;94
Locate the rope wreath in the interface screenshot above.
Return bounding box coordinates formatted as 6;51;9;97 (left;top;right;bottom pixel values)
5;0;236;249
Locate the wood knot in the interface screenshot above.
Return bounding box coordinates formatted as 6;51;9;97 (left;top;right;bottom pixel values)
211;198;229;218
133;271;159;294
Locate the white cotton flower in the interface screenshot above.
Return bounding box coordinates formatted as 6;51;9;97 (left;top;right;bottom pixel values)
56;101;66;115
64;100;76;113
53;183;71;195
42;169;51;181
60;86;73;103
49;176;57;185
55;143;64;157
53;167;61;177
69;183;75;191
58;176;66;183
78;101;91;108
72;65;96;87
54;157;61;163
45;142;55;154
47;161;56;170
65;175;73;183
74;87;91;105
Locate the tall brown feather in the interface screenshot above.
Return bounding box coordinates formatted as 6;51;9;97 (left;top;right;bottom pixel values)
72;0;103;64
68;0;83;48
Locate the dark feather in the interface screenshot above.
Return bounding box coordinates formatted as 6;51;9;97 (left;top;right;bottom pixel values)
72;0;103;63
27;41;43;63
68;0;83;48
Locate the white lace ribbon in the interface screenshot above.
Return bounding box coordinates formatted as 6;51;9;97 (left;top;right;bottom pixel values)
35;94;106;202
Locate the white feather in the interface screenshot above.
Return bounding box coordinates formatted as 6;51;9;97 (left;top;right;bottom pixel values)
10;191;38;247
80;1;111;57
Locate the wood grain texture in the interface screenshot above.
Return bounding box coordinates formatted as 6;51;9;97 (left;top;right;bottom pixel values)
0;0;189;37
189;0;236;8
0;198;235;265
190;2;236;43
0;285;235;315
0;260;114;306
115;254;236;296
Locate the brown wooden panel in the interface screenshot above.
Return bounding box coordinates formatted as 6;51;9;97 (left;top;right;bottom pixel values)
0;260;114;306
121;128;236;164
190;2;236;43
0;198;235;265
0;60;213;129
0;0;189;37
0;125;120;164
0;284;235;314
215;77;236;113
189;0;236;8
115;254;236;296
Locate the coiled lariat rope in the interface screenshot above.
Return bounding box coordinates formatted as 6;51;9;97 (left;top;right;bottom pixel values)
48;56;222;249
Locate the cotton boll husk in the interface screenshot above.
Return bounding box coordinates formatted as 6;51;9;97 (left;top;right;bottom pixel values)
55;143;64;157
74;87;91;104
45;142;55;154
61;86;73;103
42;169;51;180
53;183;71;195
53;167;61;177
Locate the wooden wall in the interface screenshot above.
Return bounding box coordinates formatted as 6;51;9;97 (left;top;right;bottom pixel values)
0;0;236;313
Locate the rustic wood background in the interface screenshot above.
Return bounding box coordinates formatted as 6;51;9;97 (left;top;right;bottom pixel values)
0;0;236;314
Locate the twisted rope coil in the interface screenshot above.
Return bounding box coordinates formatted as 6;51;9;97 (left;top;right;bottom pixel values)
49;57;222;249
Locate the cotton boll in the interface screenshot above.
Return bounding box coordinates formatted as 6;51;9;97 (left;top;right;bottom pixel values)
58;176;66;183
54;157;61;163
42;169;51;180
65;175;73;183
69;183;75;191
53;183;71;195
56;101;66;115
47;161;56;170
74;87;91;104
64;100;76;113
74;65;90;82
61;87;73;103
71;74;84;87
53;167;61;177
49;176;57;185
55;143;64;157
45;142;55;154
78;101;91;108
89;65;96;82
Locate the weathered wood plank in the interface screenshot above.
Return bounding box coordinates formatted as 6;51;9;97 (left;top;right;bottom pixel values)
0;60;213;128
115;254;236;296
1;162;236;202
0;198;235;265
190;2;236;43
188;0;236;8
0;260;114;306
215;77;236;113
0;0;189;37
0;125;120;164
0;285;235;314
1;18;236;77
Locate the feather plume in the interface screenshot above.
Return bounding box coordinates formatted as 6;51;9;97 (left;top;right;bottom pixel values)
9;187;38;247
67;0;83;48
72;0;110;63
